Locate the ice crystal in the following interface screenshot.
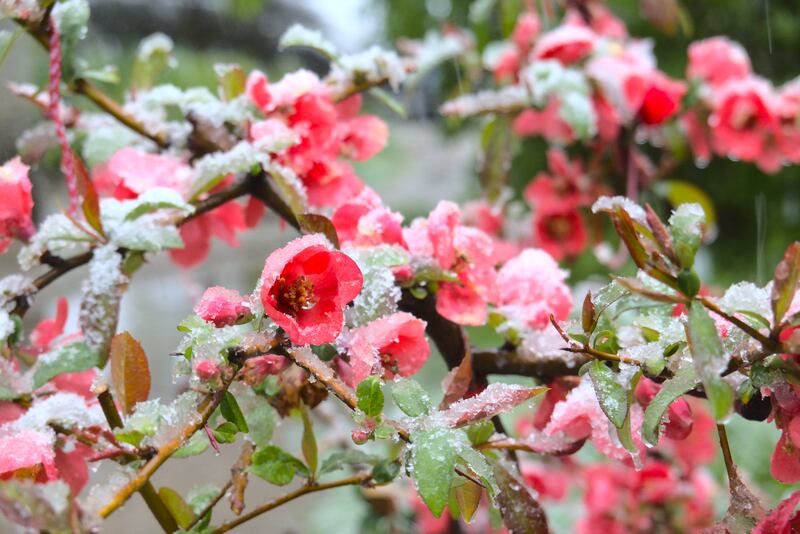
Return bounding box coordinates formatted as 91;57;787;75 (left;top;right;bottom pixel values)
429;383;541;428
18;213;94;270
718;281;771;320
279;23;338;59
345;246;406;327
439;86;529;116
82;467;134;519
591;195;648;225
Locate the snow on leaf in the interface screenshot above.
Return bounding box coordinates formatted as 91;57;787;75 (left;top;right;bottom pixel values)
440;86;529;117
12;392;104;431
591;195;648;225
345;246;404;326
669;203;705;269
278;23;338;60
432;383;546;428
17;213;94;270
588;360;629;429
123;188;193;221
33;341;99;389
190;141;269;199
410;427;459;518
328;46;406;93
80;244;128;361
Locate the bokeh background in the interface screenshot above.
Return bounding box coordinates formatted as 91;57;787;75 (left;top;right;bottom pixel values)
1;0;799;532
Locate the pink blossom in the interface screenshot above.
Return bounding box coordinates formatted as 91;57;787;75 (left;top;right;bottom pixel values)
93;147;192;199
194;286;251;327
533;25;597;65
626;72;686;125
242;354;290;386
532;207;588;261
494;248;572;330
194;360;221;381
512;12;541;50
565;5;628;39
687;37;751;87
520;461;570;501
30;297;69;352
344;312;429;386
776;80;800;164
169;200;249;268
339;114;389;162
681;110;713;165
0;157;35;254
332;188;405;248
259;234;363;345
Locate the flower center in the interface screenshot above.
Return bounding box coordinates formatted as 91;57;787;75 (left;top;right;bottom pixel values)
274;275;316;314
545;214;573;239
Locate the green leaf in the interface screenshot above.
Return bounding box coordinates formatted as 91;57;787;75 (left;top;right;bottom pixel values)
668;204;706;269
687;303;733;420
617;372;642;453
392;379;431;418
457;445;498;498
213;422;238;444
157;487;195;530
172;432;209;459
33;341;99;388
299;405;318;478
319;451;379;475
771;242;800;328
124;199;194;221
216;63;246;101
588;360;628;428
250;445;309;486
411;428;459;518
220;392;249;433
356;376;384;417
642;365;698;445
371;459;401;484
465;420;495;446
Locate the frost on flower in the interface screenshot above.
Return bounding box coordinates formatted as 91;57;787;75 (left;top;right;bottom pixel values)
279;23;338;59
18;213;94;270
0;480;72;532
591;195;648;225
345;246;406;327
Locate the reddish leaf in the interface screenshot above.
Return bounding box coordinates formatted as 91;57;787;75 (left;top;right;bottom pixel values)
453;479;483;523
437;383;546;428
297;213;340;249
439;342;473;410
110;332;151;415
491;458;549;534
644;203;679;265
581;291;595;333
772;242;800;329
73;151;104;237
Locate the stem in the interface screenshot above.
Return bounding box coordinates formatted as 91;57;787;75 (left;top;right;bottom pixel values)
699;296;776;350
184;480;233;531
96;385;178;532
717;424;737;485
211;474;372;534
563;345;642;365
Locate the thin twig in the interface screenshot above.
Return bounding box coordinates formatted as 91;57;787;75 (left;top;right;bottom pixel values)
184;480;233;531
717;424;737;485
211;473;373;534
699;296;777;351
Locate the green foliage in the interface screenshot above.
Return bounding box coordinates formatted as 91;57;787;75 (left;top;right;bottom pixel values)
356;377;385;417
391;379;431;417
411;427;459;518
249;445;310;486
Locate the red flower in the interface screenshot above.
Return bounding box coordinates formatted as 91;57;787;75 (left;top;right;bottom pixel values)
260;234;363;345
332;187;405;248
0;157;35;254
344;312;429;386
623;72;686;126
194;286;252;327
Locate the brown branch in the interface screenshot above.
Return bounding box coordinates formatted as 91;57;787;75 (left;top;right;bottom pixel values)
211;473;373;534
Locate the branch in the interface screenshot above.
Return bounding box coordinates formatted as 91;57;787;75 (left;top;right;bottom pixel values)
97;376;235;519
210;473;373;534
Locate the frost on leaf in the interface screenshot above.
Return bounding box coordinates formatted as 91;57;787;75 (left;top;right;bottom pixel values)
591;195;648;225
100;195;187;252
33;341;99;389
431;383;545;428
18;213;94;270
410;427;459;518
0;480;72;532
12;392;104;432
328;46;407;94
440;86;529;117
669;203;705;268
0;309;14;343
79;244;128;359
190;141;269;198
279;23;338;60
